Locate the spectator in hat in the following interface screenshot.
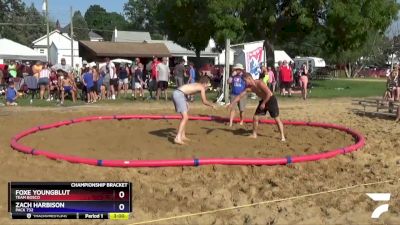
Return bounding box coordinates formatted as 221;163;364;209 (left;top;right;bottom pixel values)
228;63;247;127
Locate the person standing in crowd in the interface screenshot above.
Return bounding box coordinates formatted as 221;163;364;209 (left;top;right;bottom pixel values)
22;62;31;77
156;57;170;101
8;61;17;79
100;63;110;99
395;65;400;102
267;66;276;92
82;67;96;103
279;60;293;96
174;58;186;88
228;64;247;127
32;61;43;79
187;62;196;101
38;62;51;101
104;57;117;100
133;63;145;100
299;63;309;100
148;57;159;100
52;58;72;76
118;63;129;98
260;65;269;84
92;65;100;101
133;58;140;70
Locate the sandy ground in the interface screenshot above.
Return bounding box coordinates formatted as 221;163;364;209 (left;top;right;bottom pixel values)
0;98;399;225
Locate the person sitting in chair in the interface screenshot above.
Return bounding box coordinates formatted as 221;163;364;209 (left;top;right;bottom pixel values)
60;70;76;105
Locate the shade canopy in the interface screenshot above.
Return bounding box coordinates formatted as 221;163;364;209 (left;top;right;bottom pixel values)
0;38;46;61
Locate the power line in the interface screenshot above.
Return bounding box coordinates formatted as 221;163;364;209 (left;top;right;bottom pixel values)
0;23;45;26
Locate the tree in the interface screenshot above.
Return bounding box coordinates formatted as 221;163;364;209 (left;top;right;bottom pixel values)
324;0;399;77
84;5;128;41
24;3;47;45
241;0;325;66
73;11;89;40
157;0;244;56
124;0;162;39
0;1;50;46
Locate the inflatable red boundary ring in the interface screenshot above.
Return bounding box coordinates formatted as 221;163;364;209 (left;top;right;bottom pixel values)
10;115;366;167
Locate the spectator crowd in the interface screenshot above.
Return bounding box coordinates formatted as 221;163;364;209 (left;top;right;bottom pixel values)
0;57;314;106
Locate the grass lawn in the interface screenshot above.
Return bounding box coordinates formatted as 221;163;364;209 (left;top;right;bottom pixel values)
0;78;386;107
308;78;385;98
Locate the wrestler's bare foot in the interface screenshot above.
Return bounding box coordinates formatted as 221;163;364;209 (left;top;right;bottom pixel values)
281;137;286;142
239;121;244;126
249;133;257;139
182;136;191;141
174;138;186;145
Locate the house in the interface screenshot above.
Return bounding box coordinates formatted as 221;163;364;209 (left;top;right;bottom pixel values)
111;29;218;66
89;31;104;42
32;30;81;66
49;39;82;66
112;29;151;42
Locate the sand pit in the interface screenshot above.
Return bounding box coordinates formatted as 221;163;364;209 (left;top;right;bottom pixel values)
14;115;361;167
0;99;399;225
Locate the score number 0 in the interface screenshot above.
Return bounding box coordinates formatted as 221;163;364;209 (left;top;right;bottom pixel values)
118;191;125;211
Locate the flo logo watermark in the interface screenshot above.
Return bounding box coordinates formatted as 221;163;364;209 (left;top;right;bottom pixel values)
366;193;391;219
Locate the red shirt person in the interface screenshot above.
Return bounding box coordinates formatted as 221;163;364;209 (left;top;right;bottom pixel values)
279;60;293;96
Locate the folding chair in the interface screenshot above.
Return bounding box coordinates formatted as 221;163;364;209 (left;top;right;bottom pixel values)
24;76;38;100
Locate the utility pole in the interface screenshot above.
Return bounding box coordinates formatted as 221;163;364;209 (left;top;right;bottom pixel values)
223;39;230;104
70;6;74;66
45;0;50;63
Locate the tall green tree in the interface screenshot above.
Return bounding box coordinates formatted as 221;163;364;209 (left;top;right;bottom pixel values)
24;3;47;45
84;5;128;41
72;11;89;40
241;0;325;66
157;0;244;56
324;0;398;77
124;0;162;39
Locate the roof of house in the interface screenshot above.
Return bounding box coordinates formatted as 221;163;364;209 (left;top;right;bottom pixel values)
79;41;170;60
147;40;218;57
32;30;72;47
89;31;103;40
112;31;151;42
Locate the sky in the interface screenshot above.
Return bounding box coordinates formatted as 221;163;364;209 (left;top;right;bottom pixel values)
23;0;124;27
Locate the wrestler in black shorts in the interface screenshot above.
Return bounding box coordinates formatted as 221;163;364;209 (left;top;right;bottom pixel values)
255;95;279;118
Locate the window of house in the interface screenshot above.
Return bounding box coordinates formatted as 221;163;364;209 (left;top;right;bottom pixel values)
39;49;45;54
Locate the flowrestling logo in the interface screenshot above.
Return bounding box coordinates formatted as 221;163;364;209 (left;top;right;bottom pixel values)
366;193;391;219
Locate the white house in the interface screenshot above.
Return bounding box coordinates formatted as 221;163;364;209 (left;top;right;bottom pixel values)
49;39;82;66
32;30;81;65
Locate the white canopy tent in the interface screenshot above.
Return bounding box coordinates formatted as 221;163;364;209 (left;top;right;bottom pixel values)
0;38;46;62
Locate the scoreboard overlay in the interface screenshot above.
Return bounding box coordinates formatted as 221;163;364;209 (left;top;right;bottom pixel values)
8;182;132;220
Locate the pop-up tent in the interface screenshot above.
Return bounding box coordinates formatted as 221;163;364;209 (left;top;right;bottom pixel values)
0;38;46;61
